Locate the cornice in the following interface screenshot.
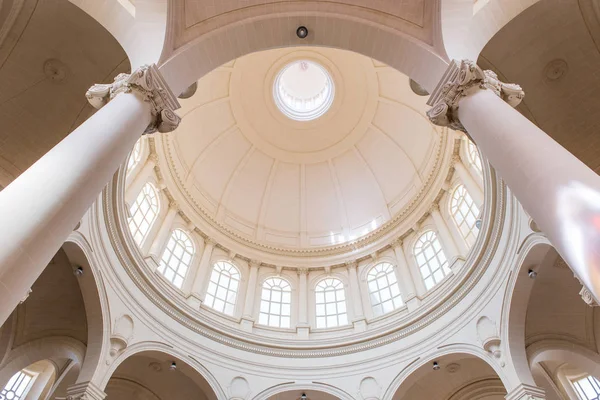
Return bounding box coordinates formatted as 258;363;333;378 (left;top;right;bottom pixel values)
157;126;451;258
97;158;508;357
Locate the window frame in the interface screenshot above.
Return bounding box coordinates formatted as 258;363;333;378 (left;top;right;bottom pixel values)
128;182;160;246
366;262;404;317
126;138;142;175
572;375;600;400
449;184;481;247
258;277;292;328
314;277;349;329
157;229;195;289
204;260;241;317
413;230;451;291
1;370;36;400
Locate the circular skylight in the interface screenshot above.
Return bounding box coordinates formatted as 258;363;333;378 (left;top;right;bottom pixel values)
273;60;335;121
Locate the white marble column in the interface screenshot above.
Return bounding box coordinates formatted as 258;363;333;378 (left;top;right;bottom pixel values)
428;59;600;303
147;201;178;265
391;239;420;311
189;238;216;301
453;155;484;207
242;260;260;320
430;203;466;259
0;65;181;326
346;262;366;329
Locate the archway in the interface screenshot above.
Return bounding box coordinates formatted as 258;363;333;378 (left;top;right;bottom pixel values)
388;352;507;400
103;349;220;400
253;382;355;400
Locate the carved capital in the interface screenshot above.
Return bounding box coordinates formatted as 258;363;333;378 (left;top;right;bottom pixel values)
573;274;599;306
66;382;106;400
390;237;403;249
204;237;216;247
168;200;179;211
86;64;181;134
249;259;261;268
297;267;309;276
429;202;440;215
345;260;357;270
426;60;524;132
148;152;160;164
505;384;545;400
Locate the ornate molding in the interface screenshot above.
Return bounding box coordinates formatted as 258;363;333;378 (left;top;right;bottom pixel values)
86;64;181;134
574;274;599;307
66;382;106;400
426;60;524;132
505;384;545;400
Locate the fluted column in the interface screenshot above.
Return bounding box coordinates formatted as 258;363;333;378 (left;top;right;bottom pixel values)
242;260;260;320
453;154;484;207
346;262;366;328
147;201;178;264
391;239;420;311
427;59;600;303
190;237;215;301
0;64;181;326
429;203;466;260
125;153;157;205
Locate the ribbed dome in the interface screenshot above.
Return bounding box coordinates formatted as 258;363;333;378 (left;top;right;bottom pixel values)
160;47;446;250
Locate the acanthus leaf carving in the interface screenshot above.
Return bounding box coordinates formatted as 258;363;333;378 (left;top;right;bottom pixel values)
86;64;181;134
426;60;525;132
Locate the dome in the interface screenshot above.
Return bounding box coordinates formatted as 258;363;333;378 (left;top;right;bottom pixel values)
158;47;450;255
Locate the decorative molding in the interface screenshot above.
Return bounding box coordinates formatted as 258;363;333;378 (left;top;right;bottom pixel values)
66;381;106;400
505;384;545;400
297;268;309;276
426;60;524;132
86;64;181;134
573;274;599;307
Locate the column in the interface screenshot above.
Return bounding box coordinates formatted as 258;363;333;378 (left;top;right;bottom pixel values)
242;260;260;320
391;239;420;311
66;382;106;400
505;384;545;400
125;153;157;205
453;154;484;207
427;59;600;303
297;268;309;327
189;237;216;301
429;203;466;260
0;65;181;326
346;262;366;330
147;201;178;265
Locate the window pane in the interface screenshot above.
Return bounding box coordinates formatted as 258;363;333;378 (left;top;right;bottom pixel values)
205;261;240;316
450;184;481;248
414;231;449;291
315;278;348;328
128;183;159;246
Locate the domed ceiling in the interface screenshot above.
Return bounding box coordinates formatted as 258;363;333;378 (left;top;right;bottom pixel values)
158;47;451;252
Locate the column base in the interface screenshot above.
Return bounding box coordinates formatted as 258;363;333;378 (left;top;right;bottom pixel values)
186;293;202;309
296;324;310;339
505;384;545;400
405;296;421;312
66;381;106;400
240;317;255;332
352;317;367;332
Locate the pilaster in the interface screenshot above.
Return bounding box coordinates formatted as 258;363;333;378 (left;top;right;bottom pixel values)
66;382;106;400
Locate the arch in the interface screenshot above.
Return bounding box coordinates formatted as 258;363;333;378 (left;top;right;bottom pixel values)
502;236;554;388
159;12;449;98
0;336;85;387
100;343;225;399
252;381;356;400
528;339;600;379
383;347;509;400
62;237;110;384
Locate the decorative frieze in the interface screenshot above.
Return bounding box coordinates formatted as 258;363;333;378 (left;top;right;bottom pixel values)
426;60;524;132
86;64;181;134
66;382;106;400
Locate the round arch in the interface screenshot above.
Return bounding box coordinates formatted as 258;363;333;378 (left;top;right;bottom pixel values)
528;339;600;379
383;347;509;400
253;382;356;400
100;342;226;399
158;12;449;98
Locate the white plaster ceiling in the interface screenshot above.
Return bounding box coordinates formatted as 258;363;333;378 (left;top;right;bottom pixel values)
161;47;445;250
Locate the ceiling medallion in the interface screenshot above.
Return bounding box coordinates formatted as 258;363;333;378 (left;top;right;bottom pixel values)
543;59;568;82
273;60;335;121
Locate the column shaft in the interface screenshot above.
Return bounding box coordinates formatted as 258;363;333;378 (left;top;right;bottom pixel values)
430;206;466;258
148;205;178;261
298;270;308;325
347;263;365;320
459;89;600;301
392;242;417;300
190;240;215;299
0;93;151;326
243;262;260;318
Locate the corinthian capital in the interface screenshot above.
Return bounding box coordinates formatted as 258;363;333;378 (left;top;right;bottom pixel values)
426;60;524;132
86;64;181;134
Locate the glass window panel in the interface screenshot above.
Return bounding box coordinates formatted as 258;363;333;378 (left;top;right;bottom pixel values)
573;375;600;400
126;139;142;174
258;277;292;328
450;184;481;248
315;278;348;328
414;231;449;291
128;183;159;246
367;262;403;316
205;261;240;316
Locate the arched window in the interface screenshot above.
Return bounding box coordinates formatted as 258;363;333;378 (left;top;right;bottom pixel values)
414;231;450;290
467;140;483;175
126;139;142;174
315;278;348;328
258;277;292;328
573;375;600;400
1;370;35;400
128;182;159;245
450;184;481;247
205;261;240;316
157;229;194;288
367;262;403;317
